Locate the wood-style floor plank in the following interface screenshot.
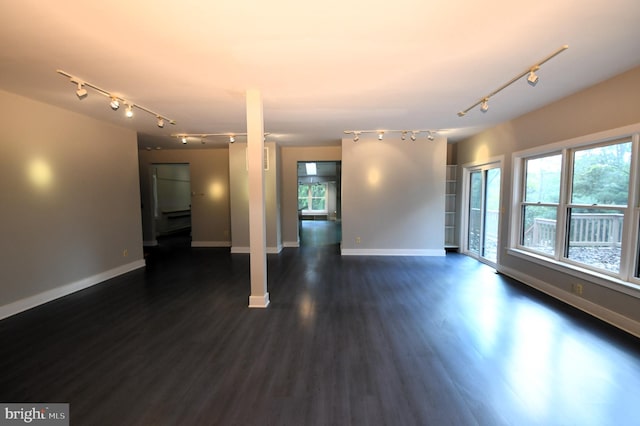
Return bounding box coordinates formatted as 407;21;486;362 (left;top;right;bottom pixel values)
1;223;640;425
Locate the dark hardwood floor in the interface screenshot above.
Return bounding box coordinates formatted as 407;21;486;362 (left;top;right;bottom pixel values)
2;222;640;425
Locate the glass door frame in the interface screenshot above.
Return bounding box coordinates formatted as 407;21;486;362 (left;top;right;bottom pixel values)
461;158;503;267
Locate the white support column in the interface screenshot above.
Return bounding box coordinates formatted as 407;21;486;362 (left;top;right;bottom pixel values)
246;89;269;308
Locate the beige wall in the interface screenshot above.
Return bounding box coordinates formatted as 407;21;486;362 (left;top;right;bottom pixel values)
281;146;342;246
341;134;447;254
228;141;280;252
138;147;231;246
0;90;144;318
455;65;640;333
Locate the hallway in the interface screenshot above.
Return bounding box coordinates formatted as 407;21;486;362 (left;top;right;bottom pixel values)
298;219;341;248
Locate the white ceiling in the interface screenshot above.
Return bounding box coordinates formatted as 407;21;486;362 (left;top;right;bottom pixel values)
1;0;639;149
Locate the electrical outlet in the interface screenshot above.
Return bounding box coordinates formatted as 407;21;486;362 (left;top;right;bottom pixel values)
571;283;583;296
355;237;361;244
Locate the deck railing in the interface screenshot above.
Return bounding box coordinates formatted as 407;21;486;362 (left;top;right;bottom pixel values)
524;213;623;248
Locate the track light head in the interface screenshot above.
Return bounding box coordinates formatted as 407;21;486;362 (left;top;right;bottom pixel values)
527;70;539;86
378;132;384;141
156;117;165;128
410;132;417;141
401;131;407;141
125;104;134;118
110;98;120;110
229;135;235;143
181;136;187;144
427;131;435;141
480;98;489;113
353;132;360;142
75;82;87;100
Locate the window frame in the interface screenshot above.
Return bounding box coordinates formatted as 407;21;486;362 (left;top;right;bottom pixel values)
510;125;640;293
298;182;328;214
519;151;563;258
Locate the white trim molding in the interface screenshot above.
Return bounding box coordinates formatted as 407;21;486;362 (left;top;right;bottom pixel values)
267;245;283;254
231;246;250;254
341;248;446;256
283;241;300;248
249;293;270;308
191;241;231;248
232;246;282;254
0;260;146;320
498;264;640;339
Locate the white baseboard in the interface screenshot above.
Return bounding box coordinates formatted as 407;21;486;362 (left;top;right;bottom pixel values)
498;265;640;339
0;259;146;320
191;241;231;248
283;241;300;248
231;246;282;254
267;245;283;254
231;246;250;254
249;293;270;308
341;248;446;256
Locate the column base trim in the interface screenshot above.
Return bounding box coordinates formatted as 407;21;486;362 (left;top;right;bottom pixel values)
249;293;270;308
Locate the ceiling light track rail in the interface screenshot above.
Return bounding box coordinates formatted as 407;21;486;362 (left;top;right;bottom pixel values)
457;45;568;117
172;132;270;144
343;129;437;142
56;69;176;128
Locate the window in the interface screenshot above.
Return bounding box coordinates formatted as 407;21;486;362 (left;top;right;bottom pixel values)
514;135;637;281
521;154;562;256
566;142;631;273
298;183;327;213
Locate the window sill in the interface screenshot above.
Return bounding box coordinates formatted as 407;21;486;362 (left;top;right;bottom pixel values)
507;247;640;300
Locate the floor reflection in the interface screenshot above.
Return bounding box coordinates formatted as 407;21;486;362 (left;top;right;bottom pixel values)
299;219;341;247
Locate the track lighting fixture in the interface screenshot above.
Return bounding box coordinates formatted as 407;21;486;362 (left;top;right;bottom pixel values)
344;129;438;142
56;70;175;127
480;98;489;113
457;45;568;117
75;81;87;99
527;66;540;86
171;132;270;145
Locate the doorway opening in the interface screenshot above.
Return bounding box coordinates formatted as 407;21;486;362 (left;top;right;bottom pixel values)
151;163;192;249
463;161;502;265
297;161;342;247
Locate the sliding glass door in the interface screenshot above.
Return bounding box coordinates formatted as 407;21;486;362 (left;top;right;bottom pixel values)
466;164;501;264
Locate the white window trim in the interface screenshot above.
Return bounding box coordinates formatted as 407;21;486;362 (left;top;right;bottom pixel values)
509;122;640;294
